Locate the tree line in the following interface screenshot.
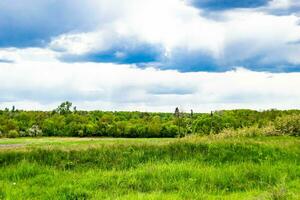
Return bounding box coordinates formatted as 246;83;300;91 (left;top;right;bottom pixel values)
0;102;299;138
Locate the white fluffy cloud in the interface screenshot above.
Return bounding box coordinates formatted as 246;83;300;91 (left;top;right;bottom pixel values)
0;48;300;112
267;0;300;9
47;0;300;70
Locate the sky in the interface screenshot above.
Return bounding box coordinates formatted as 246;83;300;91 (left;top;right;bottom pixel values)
0;0;300;112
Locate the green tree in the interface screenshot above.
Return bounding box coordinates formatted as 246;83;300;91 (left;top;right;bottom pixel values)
56;101;73;115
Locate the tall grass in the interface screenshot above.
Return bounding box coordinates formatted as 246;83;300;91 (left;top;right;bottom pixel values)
0;136;299;199
0;138;298;169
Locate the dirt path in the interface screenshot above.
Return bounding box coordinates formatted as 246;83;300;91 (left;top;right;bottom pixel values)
0;144;25;149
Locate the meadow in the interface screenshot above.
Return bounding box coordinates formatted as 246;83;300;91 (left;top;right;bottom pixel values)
0;135;299;200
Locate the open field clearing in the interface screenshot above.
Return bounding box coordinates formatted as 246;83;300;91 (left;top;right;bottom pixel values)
0;136;299;199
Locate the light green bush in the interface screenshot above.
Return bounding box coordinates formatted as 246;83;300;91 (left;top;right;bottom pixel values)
7;130;19;138
27;125;43;137
274;114;300;136
19;131;28;137
77;130;84;137
215;124;277;139
215;126;261;138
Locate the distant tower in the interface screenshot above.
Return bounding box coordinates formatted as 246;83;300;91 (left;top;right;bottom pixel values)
175;107;180;118
174;107;181;135
210;111;213;133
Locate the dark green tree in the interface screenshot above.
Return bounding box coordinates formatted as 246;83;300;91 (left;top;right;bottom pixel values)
56;101;73;115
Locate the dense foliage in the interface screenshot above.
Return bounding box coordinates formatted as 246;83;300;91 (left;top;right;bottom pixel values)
0;102;300;138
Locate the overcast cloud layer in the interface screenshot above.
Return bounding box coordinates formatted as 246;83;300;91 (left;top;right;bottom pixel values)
0;0;300;111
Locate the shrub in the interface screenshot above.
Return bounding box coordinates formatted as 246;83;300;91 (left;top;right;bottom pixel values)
77;130;84;137
0;130;3;138
274;114;300;136
215;124;277;138
27;125;43;137
7;130;19;138
215;127;261;138
261;124;279;136
19;131;28;137
160;125;179;137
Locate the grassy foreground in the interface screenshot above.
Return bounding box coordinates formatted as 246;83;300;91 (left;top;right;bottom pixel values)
0;136;299;200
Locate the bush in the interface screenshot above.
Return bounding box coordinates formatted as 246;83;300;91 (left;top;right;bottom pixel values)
7;130;19;138
216;126;261;138
215;124;277;139
27;125;43;137
77;130;84;137
19;131;28;137
274;115;300;136
0;130;3;138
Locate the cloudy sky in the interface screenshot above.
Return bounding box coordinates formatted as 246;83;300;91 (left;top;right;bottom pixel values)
0;0;300;112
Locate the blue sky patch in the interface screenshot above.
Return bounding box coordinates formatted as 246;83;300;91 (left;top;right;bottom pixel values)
0;59;14;63
0;0;99;47
189;0;270;10
59;41;164;64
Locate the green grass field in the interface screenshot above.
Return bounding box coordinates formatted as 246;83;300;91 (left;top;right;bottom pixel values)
0;136;299;199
